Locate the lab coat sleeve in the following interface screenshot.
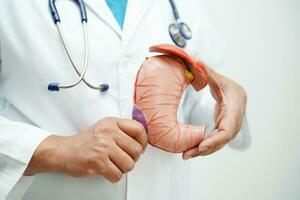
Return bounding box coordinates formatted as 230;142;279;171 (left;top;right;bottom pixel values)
0;43;52;200
0;115;52;200
180;2;251;150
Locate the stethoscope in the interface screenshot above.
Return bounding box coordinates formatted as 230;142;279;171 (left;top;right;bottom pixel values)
48;0;192;92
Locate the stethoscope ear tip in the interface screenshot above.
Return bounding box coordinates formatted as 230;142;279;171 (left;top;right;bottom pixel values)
99;84;109;92
48;83;60;91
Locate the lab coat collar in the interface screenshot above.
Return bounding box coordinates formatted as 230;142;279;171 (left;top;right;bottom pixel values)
121;0;155;51
85;0;155;51
85;0;122;37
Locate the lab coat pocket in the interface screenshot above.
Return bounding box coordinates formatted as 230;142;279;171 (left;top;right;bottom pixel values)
6;176;35;200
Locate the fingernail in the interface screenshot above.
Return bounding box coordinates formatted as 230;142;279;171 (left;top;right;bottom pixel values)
183;155;191;160
198;147;209;153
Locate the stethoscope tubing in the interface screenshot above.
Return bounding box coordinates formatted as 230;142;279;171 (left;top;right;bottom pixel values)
56;22;102;90
49;0;88;23
48;0;109;92
48;0;191;92
169;0;180;20
55;22;89;89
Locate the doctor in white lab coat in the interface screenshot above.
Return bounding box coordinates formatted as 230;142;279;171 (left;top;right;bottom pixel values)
0;0;248;200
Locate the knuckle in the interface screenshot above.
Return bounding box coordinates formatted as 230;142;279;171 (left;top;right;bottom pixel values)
96;137;112;149
143;139;148;148
95;118;117;134
86;168;97;176
242;88;247;100
87;155;106;168
133;144;143;156
123;161;135;172
114;133;122;142
103;116;116;121
131;120;145;133
96;147;110;158
86;155;106;172
86;155;98;165
240;88;247;103
69;169;89;178
92;141;112;157
191;152;201;158
224;134;232;143
72;173;85;178
99;125;115;134
110;173;123;183
215;140;223;148
235;84;247;101
137;123;146;134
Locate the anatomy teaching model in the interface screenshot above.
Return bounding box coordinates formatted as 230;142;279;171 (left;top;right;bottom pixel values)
133;44;222;153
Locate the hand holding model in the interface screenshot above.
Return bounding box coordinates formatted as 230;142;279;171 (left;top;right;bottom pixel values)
25;117;147;182
133;44;247;158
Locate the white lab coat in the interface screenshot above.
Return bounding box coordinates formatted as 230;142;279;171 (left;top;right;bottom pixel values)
0;0;247;200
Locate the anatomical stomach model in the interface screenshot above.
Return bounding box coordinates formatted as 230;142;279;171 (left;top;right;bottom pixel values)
132;44;222;153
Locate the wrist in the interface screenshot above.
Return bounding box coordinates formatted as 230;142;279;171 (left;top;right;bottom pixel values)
24;134;67;175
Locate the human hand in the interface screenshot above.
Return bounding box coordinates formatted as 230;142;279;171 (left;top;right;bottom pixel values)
25;117;148;183
182;69;247;160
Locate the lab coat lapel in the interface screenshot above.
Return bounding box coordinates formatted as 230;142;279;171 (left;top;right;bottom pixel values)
85;0;122;36
121;0;155;51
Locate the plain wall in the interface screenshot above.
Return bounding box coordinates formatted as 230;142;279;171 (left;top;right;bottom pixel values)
190;0;300;200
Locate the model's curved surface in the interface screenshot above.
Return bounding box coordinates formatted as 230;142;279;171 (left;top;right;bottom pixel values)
133;44;222;153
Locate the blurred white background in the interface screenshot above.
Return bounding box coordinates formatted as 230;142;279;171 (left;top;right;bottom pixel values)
189;0;300;200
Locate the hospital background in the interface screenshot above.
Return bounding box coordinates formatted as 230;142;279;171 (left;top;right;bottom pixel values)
0;0;299;200
188;0;300;200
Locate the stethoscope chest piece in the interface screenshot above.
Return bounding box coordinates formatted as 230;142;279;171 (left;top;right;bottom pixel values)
169;23;187;48
169;21;192;48
168;0;192;48
178;22;192;40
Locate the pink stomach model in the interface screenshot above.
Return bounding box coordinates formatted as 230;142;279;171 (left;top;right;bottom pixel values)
132;44;222;153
